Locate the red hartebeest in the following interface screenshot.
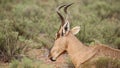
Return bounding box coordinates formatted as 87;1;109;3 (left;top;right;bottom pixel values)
49;3;120;68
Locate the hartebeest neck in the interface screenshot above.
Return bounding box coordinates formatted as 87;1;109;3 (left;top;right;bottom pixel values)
66;33;89;67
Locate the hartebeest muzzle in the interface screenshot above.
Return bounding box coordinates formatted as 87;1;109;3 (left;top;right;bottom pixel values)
50;57;56;61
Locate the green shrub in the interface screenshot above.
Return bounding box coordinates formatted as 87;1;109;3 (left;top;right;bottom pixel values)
114;38;120;49
0;31;27;62
0;21;27;62
9;59;19;68
9;57;53;68
82;57;120;68
95;57;120;68
66;57;75;68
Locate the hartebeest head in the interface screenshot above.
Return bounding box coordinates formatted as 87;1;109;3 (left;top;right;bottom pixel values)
49;3;80;61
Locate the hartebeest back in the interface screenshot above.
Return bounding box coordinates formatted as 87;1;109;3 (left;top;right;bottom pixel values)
49;3;120;68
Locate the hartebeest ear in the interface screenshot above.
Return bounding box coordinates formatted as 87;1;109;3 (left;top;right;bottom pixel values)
71;26;80;35
62;21;70;36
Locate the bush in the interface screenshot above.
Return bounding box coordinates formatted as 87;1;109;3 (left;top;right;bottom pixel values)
95;57;120;68
81;57;120;68
0;31;27;62
0;22;27;62
9;57;53;68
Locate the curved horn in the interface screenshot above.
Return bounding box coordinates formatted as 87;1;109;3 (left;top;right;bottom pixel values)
64;3;74;14
64;3;74;21
56;5;66;26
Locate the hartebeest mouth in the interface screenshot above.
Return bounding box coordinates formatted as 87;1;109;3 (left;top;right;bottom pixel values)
50;57;56;61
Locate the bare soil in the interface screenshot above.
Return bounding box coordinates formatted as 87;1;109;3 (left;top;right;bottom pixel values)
26;48;71;68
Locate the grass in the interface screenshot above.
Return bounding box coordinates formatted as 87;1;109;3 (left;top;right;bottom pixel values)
82;57;120;68
95;57;120;68
9;57;53;68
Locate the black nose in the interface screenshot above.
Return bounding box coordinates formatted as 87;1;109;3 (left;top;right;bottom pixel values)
50;57;56;61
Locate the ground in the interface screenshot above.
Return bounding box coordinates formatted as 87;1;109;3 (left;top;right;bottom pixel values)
0;48;72;68
26;48;70;68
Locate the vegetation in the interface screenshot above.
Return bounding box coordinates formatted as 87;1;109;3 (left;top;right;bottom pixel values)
82;57;120;68
95;57;120;68
9;57;53;68
0;0;120;68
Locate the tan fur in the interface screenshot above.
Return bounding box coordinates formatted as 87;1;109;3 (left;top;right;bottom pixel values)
49;4;120;68
66;33;120;68
50;32;120;68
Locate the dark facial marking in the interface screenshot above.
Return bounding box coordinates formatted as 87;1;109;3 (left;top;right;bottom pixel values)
61;30;64;36
64;26;68;31
56;33;60;39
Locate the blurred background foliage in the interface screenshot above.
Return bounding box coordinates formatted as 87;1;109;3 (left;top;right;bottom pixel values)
0;0;120;66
